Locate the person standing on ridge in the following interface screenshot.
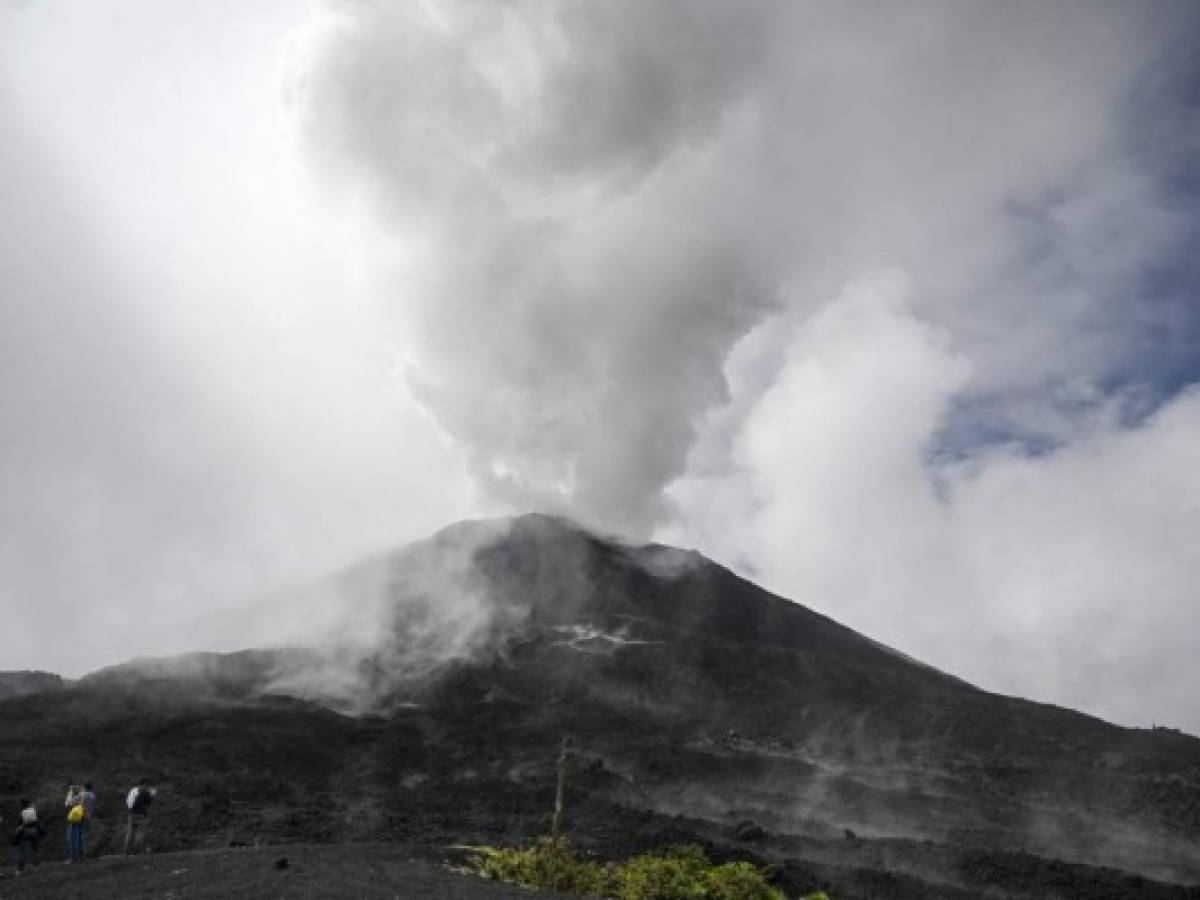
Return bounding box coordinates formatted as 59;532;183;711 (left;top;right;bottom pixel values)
123;780;155;856
79;782;97;858
64;782;96;862
18;799;38;825
12;799;46;875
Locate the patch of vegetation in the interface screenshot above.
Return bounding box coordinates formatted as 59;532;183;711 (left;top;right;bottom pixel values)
471;837;808;899
473;836;615;896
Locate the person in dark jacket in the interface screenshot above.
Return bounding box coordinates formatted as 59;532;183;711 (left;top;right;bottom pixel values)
12;799;46;875
80;782;97;858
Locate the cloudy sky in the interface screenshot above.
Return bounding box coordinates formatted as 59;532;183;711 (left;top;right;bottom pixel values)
2;1;1198;733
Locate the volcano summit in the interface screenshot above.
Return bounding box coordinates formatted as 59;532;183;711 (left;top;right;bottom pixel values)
2;515;1198;898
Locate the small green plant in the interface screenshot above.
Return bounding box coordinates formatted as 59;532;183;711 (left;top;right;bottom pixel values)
616;844;710;899
473;835;617;896
703;860;788;900
471;840;786;899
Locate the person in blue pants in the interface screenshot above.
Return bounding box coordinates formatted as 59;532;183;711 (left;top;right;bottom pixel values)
64;783;97;862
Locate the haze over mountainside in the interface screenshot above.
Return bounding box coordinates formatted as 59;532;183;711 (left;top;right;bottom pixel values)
3;515;1199;899
0;671;64;702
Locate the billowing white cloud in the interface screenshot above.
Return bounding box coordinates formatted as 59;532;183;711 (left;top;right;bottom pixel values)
286;0;1196;535
670;275;1200;732
0;1;475;675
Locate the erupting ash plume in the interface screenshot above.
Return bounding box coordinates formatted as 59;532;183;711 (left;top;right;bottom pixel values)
286;1;774;537
285;1;1196;538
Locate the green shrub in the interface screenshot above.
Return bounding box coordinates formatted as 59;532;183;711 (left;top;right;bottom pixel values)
473;836;616;896
616;845;710;899
703;860;787;900
472;840;787;899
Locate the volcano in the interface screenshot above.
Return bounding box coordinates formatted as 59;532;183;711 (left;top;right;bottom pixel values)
2;514;1198;899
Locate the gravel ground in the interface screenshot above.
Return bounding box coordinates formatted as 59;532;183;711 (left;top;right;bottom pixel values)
0;842;572;900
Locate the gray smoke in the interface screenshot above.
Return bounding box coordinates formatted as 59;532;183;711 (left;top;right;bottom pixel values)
286;1;1194;541
286;1;778;536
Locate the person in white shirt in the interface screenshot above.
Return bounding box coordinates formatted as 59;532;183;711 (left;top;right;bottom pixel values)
123;781;156;855
13;800;45;875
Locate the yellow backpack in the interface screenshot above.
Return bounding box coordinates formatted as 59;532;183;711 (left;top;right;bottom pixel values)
67;804;85;824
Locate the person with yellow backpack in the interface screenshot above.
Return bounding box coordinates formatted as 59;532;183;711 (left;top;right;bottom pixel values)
64;782;96;863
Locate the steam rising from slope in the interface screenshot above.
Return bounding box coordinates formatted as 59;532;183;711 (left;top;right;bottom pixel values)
250;517;526;708
244;514;626;709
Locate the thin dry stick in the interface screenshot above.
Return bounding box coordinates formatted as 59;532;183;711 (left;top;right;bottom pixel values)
551;735;570;839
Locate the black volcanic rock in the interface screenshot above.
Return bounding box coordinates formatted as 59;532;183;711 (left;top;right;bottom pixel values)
2;514;1199;898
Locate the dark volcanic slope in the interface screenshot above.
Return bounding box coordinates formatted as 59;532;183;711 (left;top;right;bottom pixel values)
0;670;63;701
3;514;1199;899
392;516;1200;883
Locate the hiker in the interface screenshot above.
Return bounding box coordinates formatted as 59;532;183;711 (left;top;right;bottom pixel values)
123;781;155;855
19;799;38;825
65;782;96;862
11;799;46;875
80;782;98;856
